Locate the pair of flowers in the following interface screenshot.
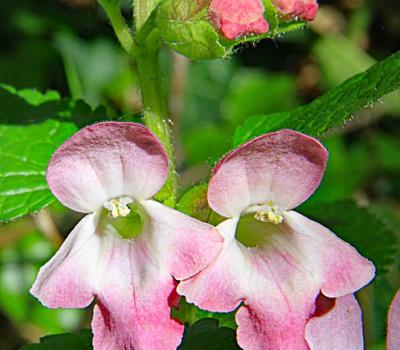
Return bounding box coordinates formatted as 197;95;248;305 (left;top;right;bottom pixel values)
31;122;375;349
210;0;319;40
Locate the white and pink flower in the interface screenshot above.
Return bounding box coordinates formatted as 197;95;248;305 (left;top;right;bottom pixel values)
30;122;223;350
178;129;375;349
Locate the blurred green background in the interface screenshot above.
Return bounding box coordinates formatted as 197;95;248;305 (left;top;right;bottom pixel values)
0;0;399;349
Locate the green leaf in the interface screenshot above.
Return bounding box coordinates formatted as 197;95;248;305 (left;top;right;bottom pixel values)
182;125;231;165
157;0;226;60
22;329;92;350
55;32;124;107
298;200;399;276
22;320;239;349
177;184;211;222
177;184;224;225
173;298;237;331
313;34;400;116
0;230;84;333
225;20;306;48
233;50;400;146
0;85;107;223
179;319;240;350
136;0;164;32
222;70;299;126
308;136;370;203
313;34;375;88
372;132;400;172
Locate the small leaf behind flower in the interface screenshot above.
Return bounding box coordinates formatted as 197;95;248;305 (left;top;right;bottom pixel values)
179;318;240;349
177;184;211;222
177;184;224;225
21;329;93;350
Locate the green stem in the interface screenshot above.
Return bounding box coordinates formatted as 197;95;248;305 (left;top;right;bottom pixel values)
98;0;178;205
136;45;178;205
97;0;138;56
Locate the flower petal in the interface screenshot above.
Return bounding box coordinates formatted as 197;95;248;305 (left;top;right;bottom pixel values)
47;122;169;213
90;200;222;350
140;200;223;280
305;294;364;350
30;213;100;308
208;129;328;217
179;211;373;349
388;290;400;350
284;211;375;297
91;235;183;350
210;0;269;39
211;0;266;23
180;220;317;349
273;0;319;21
177;218;245;312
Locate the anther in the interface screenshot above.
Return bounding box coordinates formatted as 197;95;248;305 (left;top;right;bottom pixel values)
103;197;133;218
246;200;284;225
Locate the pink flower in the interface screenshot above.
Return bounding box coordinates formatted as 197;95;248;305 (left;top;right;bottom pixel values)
388;290;400;350
209;0;269;40
30;122;222;350
273;0;319;20
178;129;375;350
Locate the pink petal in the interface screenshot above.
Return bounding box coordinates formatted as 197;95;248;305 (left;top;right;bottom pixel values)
305;294;364;350
208;129;328;218
284;211;375;298
91;236;183;350
210;0;269;39
30;213;100;308
179;211;374;349
140;200;223;280
177;218;244;312
88;199;221;349
388;290;400;350
47;122;168;213
274;0;319;20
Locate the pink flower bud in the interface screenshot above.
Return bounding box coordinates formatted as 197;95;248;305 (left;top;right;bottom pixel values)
273;0;318;20
209;0;269;40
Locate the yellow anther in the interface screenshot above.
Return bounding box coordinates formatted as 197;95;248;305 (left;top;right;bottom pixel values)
103;197;133;218
250;201;284;225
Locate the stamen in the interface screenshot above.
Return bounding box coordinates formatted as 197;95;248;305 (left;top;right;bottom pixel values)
246;200;284;225
103;196;134;218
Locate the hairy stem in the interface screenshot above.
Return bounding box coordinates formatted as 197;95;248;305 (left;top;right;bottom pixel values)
100;0;178;205
136;44;178;206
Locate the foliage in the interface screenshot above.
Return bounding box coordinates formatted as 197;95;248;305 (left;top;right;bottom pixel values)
22;320;239;350
0;0;399;349
157;0;227;60
0;85;107;222
234;51;400;145
179;319;240;350
21;330;93;350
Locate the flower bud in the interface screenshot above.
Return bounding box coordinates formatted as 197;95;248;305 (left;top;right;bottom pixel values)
273;0;318;21
157;0;227;60
209;0;269;40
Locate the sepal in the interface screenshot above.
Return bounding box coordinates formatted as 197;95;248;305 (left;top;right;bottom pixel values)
156;0;227;60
